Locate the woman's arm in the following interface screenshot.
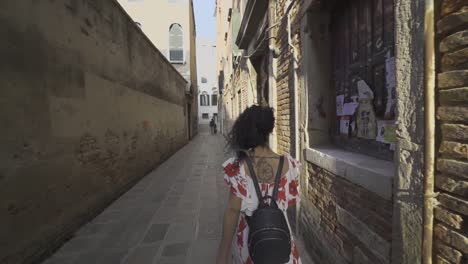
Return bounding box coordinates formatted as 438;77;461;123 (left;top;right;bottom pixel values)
216;191;242;264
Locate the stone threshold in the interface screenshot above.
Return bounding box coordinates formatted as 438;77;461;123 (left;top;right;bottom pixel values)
305;147;394;200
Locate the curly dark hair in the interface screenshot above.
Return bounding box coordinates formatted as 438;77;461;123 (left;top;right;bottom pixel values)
227;105;275;159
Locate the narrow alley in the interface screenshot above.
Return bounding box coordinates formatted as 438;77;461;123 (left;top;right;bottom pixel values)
43;127;228;264
1;0;467;263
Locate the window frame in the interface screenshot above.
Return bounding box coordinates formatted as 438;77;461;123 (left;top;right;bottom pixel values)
200;93;210;106
169;23;184;63
300;6;396;199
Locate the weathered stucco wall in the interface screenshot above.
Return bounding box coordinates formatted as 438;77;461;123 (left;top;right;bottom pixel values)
0;1;188;263
433;1;468;263
391;0;426;263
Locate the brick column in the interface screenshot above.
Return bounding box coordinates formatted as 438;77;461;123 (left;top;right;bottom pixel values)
433;1;468;263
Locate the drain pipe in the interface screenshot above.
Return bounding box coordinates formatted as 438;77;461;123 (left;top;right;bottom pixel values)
422;0;436;263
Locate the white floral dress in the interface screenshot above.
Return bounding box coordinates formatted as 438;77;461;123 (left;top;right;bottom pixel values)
222;154;302;264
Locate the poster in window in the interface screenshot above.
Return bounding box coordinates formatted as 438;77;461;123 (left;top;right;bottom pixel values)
356;80;377;139
376;120;396;144
342;102;359;116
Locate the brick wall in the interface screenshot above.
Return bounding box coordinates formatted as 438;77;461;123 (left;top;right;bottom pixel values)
0;1;189;263
222;57;251;134
221;0;397;262
272;0;395;263
275;0;295;155
433;1;468;263
301;164;392;264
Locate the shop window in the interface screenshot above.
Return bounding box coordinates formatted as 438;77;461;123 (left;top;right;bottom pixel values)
303;0;395;161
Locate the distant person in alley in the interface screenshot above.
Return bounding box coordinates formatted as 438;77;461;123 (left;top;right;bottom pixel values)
216;105;302;264
210;117;215;134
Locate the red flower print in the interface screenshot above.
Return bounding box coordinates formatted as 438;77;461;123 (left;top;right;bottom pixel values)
246;257;253;264
291;159;297;168
224;162;240;177
237;231;243;247
293;242;299;259
230;186;237;195
289;179;298;196
239;216;248;232
238;183;247;197
277;188;286;203
237;217;247;247
280;176;287;189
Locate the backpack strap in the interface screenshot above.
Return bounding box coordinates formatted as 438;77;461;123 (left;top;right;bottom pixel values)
272;156;285;201
244;156;263;202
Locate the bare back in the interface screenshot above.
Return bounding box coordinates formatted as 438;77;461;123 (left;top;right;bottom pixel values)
241;153;289;184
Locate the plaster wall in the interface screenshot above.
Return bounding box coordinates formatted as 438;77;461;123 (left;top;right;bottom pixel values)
391;0;426;263
197;39;218;124
117;0;193;81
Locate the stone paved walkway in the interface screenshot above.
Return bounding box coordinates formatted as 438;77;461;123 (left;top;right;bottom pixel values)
43;126;313;264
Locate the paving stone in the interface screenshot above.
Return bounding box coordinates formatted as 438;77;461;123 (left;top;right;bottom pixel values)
154;256;187;264
165;223;196;242
117;206;158;248
161;242;191;257
152;208;198;223
97;248;129;264
142;224;170;243
122;243;160;264
197;220;221;240
189;239;219;263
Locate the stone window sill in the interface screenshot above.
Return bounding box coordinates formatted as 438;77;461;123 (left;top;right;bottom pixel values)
305;146;394;200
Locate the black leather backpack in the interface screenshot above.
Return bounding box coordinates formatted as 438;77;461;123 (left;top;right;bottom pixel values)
244;156;291;264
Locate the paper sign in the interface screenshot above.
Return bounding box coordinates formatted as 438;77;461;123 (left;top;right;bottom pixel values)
336;95;344;116
376;120;396;144
357;100;377;139
357;80;374;99
342;102;359;116
340;118;350;135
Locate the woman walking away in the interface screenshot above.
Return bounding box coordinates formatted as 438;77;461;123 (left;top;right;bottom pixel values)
216;105;302;264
